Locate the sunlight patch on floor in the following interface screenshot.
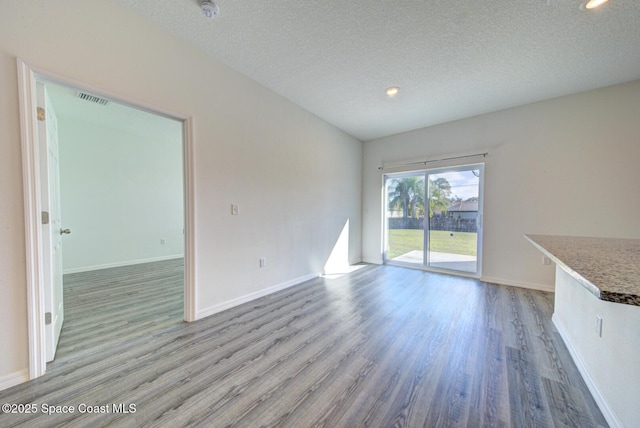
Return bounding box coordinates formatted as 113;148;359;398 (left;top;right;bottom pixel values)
322;264;368;280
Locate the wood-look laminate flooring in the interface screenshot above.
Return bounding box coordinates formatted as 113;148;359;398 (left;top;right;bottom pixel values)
0;261;607;427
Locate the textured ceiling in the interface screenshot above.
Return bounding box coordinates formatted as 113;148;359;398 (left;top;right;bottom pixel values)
113;0;640;141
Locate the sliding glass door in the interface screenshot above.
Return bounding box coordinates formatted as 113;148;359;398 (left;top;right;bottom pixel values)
384;164;483;275
385;174;426;267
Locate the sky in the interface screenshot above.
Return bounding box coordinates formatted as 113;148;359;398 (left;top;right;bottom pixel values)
430;169;480;201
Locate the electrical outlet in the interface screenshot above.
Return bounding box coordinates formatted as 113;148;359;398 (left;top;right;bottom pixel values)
160;238;166;245
542;256;551;265
231;204;239;215
596;315;603;337
259;258;266;268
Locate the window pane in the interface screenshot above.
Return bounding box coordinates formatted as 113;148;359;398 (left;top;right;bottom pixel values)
426;169;479;272
385;175;425;265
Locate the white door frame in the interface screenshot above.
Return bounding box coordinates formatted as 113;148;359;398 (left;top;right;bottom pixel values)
17;58;197;379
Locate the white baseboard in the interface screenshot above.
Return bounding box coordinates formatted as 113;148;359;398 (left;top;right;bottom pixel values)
552;314;621;428
196;272;321;320
360;264;553;292
481;275;555;293
63;254;184;274
0;369;29;392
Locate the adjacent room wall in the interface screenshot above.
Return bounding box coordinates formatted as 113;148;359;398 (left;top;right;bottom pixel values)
0;0;362;386
363;80;640;290
57;115;184;273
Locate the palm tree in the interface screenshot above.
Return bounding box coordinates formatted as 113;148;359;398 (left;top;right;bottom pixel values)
388;177;425;220
428;177;452;218
410;178;425;219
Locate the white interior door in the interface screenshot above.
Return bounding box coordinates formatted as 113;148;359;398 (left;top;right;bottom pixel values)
37;82;65;362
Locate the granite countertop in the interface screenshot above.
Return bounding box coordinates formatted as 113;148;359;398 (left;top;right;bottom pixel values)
525;234;640;306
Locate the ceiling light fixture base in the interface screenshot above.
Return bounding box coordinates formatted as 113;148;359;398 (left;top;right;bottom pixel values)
201;0;220;19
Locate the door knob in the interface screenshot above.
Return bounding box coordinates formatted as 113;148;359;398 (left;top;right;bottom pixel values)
60;228;71;235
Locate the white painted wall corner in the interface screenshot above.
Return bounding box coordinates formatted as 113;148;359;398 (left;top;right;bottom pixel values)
196;272;321;320
0;369;29;392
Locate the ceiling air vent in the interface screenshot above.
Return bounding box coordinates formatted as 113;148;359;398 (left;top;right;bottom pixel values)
76;91;110;106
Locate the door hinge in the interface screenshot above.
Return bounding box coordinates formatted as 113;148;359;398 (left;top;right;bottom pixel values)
37;107;45;121
45;312;52;325
42;211;50;225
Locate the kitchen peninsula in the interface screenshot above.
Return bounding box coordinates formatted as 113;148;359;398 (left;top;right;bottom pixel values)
525;234;639;428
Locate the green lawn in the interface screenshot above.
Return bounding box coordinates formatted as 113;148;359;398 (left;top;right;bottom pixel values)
387;229;477;260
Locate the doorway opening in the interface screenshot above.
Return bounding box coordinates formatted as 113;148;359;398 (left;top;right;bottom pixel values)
383;163;484;276
18;60;195;380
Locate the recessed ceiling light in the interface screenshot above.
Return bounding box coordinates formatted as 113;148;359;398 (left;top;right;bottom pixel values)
581;0;610;10
386;86;399;97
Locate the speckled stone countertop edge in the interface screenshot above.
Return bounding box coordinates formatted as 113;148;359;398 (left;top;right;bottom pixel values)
524;235;603;299
599;290;640;306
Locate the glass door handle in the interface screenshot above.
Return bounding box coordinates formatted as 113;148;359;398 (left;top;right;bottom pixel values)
60;228;71;235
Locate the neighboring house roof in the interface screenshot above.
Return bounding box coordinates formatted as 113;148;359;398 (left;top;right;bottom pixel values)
448;201;478;212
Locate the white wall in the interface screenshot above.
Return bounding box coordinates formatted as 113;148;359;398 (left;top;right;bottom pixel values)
0;0;362;386
554;266;640;428
0;50;29;389
57;116;184;273
363;80;640;290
